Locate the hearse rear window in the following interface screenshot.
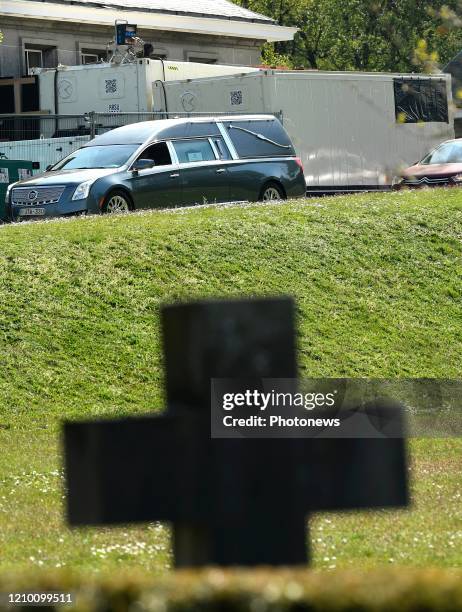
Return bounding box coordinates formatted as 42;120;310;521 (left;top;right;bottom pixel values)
225;120;294;158
173;139;216;164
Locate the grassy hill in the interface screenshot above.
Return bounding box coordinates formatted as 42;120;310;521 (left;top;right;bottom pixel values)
0;189;461;572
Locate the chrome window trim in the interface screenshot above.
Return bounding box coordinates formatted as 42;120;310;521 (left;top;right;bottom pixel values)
173;156;296;172
209;136;231;161
217;122;239;160
208;138;220;160
166;140;179;165
167;134;222;142
175;159;228;171
130;163;180;178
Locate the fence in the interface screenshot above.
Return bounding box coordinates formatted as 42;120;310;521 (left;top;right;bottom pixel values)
0;111;284;173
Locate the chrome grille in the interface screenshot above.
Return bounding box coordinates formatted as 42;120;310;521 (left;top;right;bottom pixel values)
403;176;449;186
12;186;66;206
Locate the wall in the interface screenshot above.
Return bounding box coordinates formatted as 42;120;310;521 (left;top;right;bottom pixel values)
0;17;262;79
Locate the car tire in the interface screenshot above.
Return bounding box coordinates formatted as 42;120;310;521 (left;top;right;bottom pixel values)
259;182;286;202
102;190;133;214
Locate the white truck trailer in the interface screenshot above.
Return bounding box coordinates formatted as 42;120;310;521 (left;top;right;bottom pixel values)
35;59;258;116
153;70;454;191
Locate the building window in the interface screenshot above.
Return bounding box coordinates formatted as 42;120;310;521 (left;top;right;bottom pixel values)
23;41;57;76
188;56;217;64
185;51;218;64
80;49;106;64
81;53;99;64
25;49;43;74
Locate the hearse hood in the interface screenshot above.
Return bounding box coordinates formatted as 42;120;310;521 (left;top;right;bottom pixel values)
14;168;117;187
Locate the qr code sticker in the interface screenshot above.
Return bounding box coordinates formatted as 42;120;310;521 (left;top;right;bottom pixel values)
105;79;118;94
230;90;243;106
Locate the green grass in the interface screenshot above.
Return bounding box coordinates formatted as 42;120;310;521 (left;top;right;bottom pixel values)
0;188;461;573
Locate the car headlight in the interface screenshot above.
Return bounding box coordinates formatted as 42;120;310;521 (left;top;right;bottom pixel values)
452;174;462;183
72;179;94;201
5;182;17;204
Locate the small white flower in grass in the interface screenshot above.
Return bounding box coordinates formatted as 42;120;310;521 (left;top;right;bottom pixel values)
263;583;281;603
284;582;303;601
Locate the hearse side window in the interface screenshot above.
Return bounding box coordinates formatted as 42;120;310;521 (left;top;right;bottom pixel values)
211;137;231;160
137;142;172;166
225;120;294;159
393;78;449;123
173;139;216;164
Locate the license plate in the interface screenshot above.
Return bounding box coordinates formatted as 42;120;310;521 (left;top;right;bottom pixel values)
18;208;45;216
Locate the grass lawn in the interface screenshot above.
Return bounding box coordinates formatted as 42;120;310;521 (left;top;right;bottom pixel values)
0;188;461;573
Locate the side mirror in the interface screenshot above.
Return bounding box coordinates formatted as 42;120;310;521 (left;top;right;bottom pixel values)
132;159;155;172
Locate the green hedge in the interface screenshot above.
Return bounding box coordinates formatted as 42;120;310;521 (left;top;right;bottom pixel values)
1;569;462;611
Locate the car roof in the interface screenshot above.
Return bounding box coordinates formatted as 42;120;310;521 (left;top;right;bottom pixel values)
84;115;278;146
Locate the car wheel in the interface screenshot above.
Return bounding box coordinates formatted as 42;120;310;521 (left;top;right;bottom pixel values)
260;182;285;202
102;190;132;214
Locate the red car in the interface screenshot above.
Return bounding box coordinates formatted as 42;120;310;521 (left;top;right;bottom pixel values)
395;139;462;188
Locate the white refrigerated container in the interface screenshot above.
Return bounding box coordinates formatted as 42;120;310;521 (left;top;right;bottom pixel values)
35;59;259;115
153;69;454;190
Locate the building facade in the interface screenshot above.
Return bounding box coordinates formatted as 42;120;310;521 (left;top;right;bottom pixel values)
0;0;296;79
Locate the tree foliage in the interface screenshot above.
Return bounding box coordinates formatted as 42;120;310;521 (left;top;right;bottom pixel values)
235;0;462;72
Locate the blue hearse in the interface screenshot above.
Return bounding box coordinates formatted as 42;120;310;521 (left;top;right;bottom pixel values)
6;115;306;220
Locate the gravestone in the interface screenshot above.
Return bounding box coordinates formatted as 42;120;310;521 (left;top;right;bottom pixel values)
64;297;408;567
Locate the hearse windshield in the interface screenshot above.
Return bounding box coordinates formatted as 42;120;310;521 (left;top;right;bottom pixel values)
52;145;139;170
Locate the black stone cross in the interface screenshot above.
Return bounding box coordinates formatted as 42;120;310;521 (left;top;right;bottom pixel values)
64;297;408;567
